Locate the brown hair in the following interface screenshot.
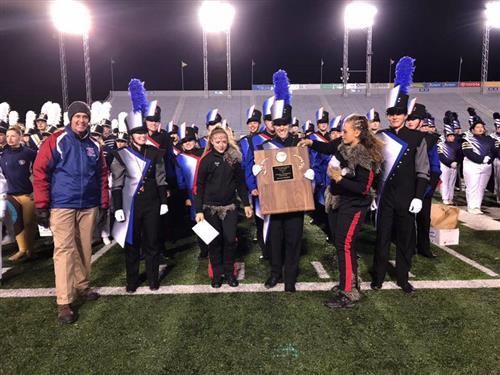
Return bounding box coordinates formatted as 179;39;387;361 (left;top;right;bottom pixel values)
343;114;384;165
7;125;23;137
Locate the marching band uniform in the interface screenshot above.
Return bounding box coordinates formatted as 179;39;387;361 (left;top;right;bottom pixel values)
372;57;430;294
256;70;311;293
175;125;208;258
111;80;169;292
490;113;500;203
462;110;498;214
438;123;461;204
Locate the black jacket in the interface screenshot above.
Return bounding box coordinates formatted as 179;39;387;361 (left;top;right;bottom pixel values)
194;149;249;213
111;144;168;210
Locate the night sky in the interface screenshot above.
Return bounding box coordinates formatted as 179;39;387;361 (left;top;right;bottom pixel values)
2;0;499;115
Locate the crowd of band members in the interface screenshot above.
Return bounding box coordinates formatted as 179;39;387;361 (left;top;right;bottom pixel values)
0;78;499;322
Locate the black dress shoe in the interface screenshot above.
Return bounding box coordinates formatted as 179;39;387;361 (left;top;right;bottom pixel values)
227;276;239;287
211;279;222;288
284;283;296;293
126;284;138;293
264;276;280;289
397;282;416;294
370;281;382;291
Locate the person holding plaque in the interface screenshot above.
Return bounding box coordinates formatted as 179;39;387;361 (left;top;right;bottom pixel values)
299;114;384;308
254;70;314;293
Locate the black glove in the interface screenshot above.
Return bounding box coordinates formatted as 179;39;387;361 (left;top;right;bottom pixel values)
36;208;50;228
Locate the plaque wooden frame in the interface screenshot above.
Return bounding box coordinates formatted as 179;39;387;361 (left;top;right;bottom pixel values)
254;146;315;215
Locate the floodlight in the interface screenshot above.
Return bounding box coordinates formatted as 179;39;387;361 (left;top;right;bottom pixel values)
344;2;377;30
51;0;91;35
486;1;500;28
199;1;235;33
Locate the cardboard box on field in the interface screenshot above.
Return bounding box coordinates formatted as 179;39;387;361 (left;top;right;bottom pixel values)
429;227;459;246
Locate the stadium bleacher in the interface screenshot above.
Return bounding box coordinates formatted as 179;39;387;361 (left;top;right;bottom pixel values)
108;87;500;137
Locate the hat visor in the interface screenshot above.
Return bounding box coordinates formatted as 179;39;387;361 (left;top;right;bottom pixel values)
130;128;148;135
386;107;407;116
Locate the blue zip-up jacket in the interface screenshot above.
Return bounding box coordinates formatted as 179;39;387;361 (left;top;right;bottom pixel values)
0;146;37;195
33;126;109;209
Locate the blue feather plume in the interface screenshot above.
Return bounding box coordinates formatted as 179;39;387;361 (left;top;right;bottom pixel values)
394;56;415;95
272;70;291;105
128;79;149;115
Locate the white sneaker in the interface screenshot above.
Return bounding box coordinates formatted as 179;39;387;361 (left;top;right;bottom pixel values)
1;234;14;245
468;208;483;215
102;236;111;245
443;200;451;205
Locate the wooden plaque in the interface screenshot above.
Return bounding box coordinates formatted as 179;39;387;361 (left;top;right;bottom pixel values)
254;146;315;215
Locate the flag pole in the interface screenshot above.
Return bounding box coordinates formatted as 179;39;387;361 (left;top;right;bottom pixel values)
458;56;463;86
388;58;393;84
181;61;185;91
251;59;255;89
320;58;324;85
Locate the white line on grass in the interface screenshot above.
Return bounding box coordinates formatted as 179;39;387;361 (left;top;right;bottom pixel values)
1;279;499;298
91;241;116;264
237;262;245;280
389;260;415;278
434;243;499;277
311;261;331;279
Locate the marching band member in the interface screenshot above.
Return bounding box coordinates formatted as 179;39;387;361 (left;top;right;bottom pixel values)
194;126;252;288
462;109;498;214
199;109;222;149
491;113;500;203
438;122;461;205
1;125;37;261
110;80;169;292
255;70;313;293
372;57;429;294
367;108;381;134
175;123;207;258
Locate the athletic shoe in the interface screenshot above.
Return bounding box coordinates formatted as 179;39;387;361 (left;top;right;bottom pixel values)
324;293;357;309
57;304;77;324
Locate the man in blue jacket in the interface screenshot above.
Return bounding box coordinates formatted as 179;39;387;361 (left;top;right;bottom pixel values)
33;101;109;324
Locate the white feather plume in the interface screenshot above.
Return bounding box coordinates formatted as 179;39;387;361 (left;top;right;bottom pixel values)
0;102;10;122
111;119;118;132
118;112;128;133
64;112;69;126
40;101;52;115
48;103;62;126
8;111;19;127
25;111;36;130
91;101;103;124
100;102;112;121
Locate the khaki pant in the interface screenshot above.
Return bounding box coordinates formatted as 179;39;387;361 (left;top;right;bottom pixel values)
11;194;36;253
50;207;98;305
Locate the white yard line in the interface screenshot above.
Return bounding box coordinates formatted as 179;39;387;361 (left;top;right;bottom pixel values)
311;261;331;279
90;241;117;264
434;243;499;277
1;279;499;298
236;262;245;280
458;207;500;231
389;260;415;278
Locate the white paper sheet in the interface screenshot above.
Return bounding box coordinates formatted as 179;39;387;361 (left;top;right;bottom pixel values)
192;220;219;245
38;225;53;237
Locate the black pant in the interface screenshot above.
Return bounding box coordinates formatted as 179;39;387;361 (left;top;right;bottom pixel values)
204;208;238;280
269;212;304;284
412;195;432;256
374;198;414;286
328;205;366;292
125;198;160;288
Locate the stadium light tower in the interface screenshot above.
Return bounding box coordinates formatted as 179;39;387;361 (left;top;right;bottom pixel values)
481;1;500;94
199;1;235;98
51;0;92;106
342;2;377;97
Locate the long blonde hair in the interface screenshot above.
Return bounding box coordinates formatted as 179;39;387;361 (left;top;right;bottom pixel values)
202;126;241;159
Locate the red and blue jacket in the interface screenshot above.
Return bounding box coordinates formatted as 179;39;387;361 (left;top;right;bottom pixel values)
33;126;109;209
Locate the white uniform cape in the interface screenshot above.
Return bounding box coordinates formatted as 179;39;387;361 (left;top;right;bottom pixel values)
111;147;152;248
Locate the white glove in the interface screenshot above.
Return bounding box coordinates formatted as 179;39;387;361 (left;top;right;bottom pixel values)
160;204;169;215
252;164;263;176
370;198;378;211
0;194;6;221
114;209;125;222
483;156;491;164
409;198;423;214
450;162;458;169
304;169;315;181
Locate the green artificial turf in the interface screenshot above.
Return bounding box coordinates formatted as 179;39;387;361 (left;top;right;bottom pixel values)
0;289;499;374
